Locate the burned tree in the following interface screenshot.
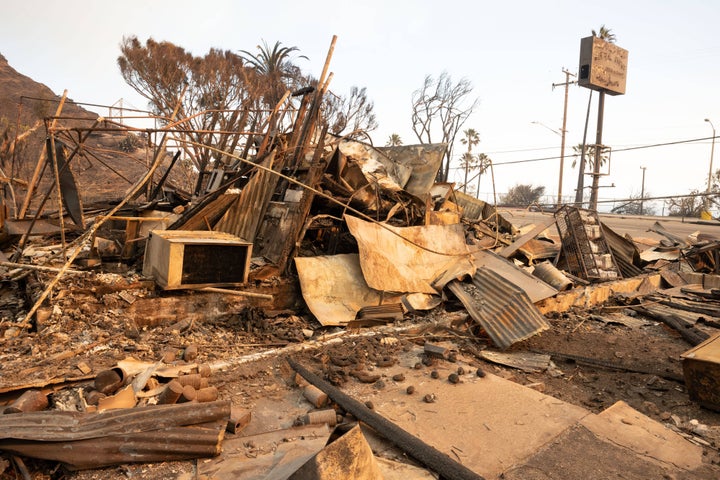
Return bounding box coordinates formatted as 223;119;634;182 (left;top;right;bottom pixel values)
118;37;262;191
411;72;478;182
322;86;378;139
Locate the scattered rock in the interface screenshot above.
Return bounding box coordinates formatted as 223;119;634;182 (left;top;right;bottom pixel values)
423;393;436;403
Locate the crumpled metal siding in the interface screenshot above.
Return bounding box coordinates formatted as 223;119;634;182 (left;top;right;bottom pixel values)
449;267;550;349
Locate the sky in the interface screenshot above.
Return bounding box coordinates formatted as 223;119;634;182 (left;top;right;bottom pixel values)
2;0;719;213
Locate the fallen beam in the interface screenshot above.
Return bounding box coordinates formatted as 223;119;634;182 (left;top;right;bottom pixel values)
288;358;485;480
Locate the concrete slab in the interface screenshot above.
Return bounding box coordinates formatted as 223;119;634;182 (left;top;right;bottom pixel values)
501;424;684;480
366;360;590;478
580;400;704;471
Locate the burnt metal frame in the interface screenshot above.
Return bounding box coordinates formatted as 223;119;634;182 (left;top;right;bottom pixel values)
555;205;621;281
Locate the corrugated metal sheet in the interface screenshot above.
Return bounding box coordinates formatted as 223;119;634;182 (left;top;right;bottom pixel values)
472;250;557;303
601;221;643;278
0;400;230;469
216;150;279;242
447;267;549;349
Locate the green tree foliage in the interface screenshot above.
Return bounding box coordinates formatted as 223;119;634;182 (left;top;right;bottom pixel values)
459;128;480;193
571;143;609;171
500;184;546;207
592;25;617;43
474;152;492;196
411;72;478;182
239;40;307;107
385;133;402;146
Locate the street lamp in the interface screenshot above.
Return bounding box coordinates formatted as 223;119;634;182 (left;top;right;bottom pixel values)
706;118;716;195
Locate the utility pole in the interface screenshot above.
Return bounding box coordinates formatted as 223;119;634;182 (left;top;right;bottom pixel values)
639;166;647;215
552;69;576;207
588;91;605;211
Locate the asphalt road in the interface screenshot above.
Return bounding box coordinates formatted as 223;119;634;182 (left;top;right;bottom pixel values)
497;207;720;243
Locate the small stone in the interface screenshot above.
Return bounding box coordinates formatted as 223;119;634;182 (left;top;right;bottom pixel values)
423;393;436;403
448;352;458;363
365;401;374;410
642;401;660;416
406;386;415;395
431;370;439;379
659;411;672;421
392;373;405;382
476;368;486;378
457;366;465;375
414;362;423;370
448;373;460;384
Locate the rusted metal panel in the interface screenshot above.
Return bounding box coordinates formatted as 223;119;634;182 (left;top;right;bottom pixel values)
345;215;474;295
600;222;643;278
447;267;549;349
377;143;446;196
173;193;239;231
215;151;280;243
472;250;557;303
51;138;85;228
0;400;230;469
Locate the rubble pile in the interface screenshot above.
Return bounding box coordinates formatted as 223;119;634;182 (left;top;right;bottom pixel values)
1;40;720;480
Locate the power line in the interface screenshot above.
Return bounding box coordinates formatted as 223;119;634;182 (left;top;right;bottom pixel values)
491;135;716;166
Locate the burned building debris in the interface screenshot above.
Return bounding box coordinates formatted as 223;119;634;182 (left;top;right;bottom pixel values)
0;40;720;480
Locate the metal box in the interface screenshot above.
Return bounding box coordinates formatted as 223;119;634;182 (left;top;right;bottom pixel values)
142;230;252;290
681;332;720;411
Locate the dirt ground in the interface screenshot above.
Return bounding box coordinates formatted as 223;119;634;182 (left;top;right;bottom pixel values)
1;266;720;480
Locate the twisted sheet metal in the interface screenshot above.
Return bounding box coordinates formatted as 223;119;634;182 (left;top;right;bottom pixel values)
447;267;550;349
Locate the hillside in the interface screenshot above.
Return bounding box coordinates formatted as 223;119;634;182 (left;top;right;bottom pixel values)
0;53;157;216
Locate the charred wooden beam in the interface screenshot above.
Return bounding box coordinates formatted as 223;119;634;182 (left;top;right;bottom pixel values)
633;306;710;346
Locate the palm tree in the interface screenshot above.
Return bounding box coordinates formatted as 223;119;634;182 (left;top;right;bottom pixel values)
592;25;616;43
460;128;480;193
239;40;307;106
475;153;491;197
386;133;403;146
459;152;475;193
571;143;608;170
